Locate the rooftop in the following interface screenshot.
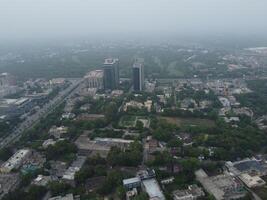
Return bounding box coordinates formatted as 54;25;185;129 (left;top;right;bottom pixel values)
1;149;31;172
142;178;165;200
49;194;80;200
94;137;134;144
173;185;205;200
195;169;246;200
239;173;265;188
84;70;103;78
123;177;141;185
62;156;86;180
226;158;265;175
104;58;119;65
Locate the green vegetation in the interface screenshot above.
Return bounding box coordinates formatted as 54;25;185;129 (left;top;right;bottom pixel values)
0;147;13;161
2;43;267;199
48;181;72;196
89;129;124;139
120;115;137;127
45;140;77;162
3;185;47;200
107;141;143;167
97;170;123;195
75;156;107;185
158;116;216;128
236;79;267;116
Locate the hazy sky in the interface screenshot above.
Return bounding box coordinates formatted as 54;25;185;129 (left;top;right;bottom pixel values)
1;0;267;39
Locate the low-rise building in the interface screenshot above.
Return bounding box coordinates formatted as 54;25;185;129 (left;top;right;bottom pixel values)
62;156;86;186
226;158;266;176
195;169;246;200
0;173;20;199
32;175;55;186
0;149;31;173
0;98;32;118
61;113;75;120
76;114;105;121
142;178;165;200
223;117;240;123
239;173;265;188
218;97;231;108
144;100;153;112
111;90;124;97
180;98;197;110
42;139;57;148
49;126;68;139
49;193;80;200
75;134;134;158
123;177;141;190
126;188;138;200
226;158;266;188
124;101;144;112
232;107;253;117
161;177;174;185
123;169;165;200
172;184;205;200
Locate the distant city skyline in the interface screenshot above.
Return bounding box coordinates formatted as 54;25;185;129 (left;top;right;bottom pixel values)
1;0;267;40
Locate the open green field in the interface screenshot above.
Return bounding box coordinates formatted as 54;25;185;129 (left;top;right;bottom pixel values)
158;116;215;128
120;116;150;128
119;115;137;127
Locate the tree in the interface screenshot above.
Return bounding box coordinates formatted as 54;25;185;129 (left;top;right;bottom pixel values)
116;186;126;200
45;140;77;161
107;141;143;167
133;192;149;200
105;101;119;122
136;120;144;131
167;138;182;148
48;181;72;196
75;166;94;185
0;147;13;161
98;170;123;195
180;158;200;173
26;185;47;200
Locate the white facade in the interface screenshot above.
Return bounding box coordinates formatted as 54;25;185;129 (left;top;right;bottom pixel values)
1;149;31;173
84;70;104;89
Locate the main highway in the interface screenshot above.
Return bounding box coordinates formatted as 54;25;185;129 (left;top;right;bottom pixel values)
0;78;83;149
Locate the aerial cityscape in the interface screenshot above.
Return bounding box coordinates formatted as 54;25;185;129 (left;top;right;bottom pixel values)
1;1;267;200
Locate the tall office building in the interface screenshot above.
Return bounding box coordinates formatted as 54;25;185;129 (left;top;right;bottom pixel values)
132;60;144;92
103;58;119;90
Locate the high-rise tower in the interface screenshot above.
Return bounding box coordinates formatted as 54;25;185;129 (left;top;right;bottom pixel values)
132;59;144;92
103;58;119;90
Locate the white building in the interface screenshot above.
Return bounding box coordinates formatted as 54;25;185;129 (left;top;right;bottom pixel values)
142;178;165;200
1;149;31;173
84;70;104;89
239;173;265;188
62;156;86;185
172;185;205;200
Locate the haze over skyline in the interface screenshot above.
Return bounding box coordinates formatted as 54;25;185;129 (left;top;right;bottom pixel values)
1;0;267;40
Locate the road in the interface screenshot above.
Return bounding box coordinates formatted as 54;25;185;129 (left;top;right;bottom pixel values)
0;78;83;149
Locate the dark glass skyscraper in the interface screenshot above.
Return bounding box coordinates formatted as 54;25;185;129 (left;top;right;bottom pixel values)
132;60;144;92
103;58;119;90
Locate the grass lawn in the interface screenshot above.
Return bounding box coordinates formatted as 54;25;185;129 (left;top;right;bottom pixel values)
119;115;137;127
158;116;215;128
